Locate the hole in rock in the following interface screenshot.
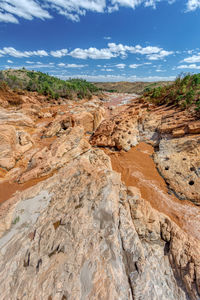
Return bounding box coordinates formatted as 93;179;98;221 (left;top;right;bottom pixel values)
164;241;170;255
165;166;169;171
53;220;61;230
189;180;194;186
36;258;42;272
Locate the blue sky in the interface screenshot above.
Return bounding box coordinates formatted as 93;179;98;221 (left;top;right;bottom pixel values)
0;0;200;82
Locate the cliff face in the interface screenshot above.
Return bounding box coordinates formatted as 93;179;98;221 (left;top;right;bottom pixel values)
0;91;199;300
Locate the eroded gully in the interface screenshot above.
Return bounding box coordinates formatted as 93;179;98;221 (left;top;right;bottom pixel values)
102;93;200;241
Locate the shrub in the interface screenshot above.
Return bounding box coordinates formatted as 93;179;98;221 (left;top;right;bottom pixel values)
142;73;200;113
151;87;163;98
195;100;200;111
185;89;195;105
0;70;99;100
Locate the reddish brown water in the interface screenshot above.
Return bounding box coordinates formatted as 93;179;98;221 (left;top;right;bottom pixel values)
104;92;137;108
0;173;54;204
106;142;200;241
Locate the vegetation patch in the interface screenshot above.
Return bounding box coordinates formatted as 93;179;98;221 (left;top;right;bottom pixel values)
12;216;20;225
142;73;200;112
0;69;99;100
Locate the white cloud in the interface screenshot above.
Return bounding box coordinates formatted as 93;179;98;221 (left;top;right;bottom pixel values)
69;47;117;59
0;0;106;23
101;68;113;71
7;59;13;63
69;43;173;60
57;63;65;67
186;0;200;11
104;36;111;40
156;69;166;72
50;49;68;58
0;44;173;63
147;50;173;60
177;63;200;70
182;53;200;63
57;63;86;68
57;73;176;82
0;47;48;58
0;0;51;23
116;63;126;69
129;63;141;68
0;0;182;24
5;63;55;69
0;11;18;23
107;4;119;13
26;63;54;68
129;62;152;68
188;50;194;54
109;0;161;11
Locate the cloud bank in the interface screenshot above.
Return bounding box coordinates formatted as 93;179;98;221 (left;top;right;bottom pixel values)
0;0;197;24
0;43;173;61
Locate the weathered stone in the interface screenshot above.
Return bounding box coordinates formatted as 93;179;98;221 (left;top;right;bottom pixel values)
0;90;199;300
188;121;200;134
0;125;17;170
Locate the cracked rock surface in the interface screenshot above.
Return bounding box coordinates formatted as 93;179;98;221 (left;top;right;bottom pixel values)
0;92;200;299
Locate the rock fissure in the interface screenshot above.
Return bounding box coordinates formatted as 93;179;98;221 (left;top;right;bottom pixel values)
118;211;135;300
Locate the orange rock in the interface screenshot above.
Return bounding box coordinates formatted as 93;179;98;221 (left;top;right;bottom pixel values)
172;128;186;137
188;121;200;134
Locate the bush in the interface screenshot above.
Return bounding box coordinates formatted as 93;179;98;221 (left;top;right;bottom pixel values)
142;72;200;112
0;70;99;101
151;87;163;98
195;100;200;111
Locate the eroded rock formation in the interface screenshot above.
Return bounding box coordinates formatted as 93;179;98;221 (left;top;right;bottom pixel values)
91;99;200;205
0;91;200;300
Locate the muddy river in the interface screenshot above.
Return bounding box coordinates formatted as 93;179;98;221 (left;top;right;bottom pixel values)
106;142;200;241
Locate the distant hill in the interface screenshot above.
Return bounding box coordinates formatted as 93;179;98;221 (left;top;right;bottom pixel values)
0;69;99;100
94;81;172;95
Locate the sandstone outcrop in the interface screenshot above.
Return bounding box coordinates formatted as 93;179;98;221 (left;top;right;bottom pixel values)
0;91;200;299
0;148;199;299
19;126;91;183
0;125;33;171
0;93;105;186
91;98;200;204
